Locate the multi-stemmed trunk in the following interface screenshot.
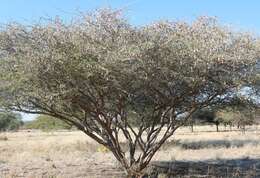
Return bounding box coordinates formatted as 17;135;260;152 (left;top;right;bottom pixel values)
125;164;146;178
102;124;182;178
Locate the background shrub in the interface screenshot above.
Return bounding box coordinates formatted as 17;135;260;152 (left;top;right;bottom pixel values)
25;115;72;131
0;112;23;132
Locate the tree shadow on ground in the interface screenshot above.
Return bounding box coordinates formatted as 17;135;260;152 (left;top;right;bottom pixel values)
149;158;260;178
98;158;260;178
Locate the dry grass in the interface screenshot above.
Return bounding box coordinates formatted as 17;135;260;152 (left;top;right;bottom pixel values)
1;125;260;177
0;135;8;141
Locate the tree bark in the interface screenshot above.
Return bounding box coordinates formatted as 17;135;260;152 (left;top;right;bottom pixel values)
190;124;194;132
126;167;146;178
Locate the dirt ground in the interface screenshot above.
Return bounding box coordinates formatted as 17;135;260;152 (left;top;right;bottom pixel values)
1;125;260;178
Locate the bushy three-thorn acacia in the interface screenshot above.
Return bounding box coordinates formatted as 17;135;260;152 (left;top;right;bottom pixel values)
0;9;259;177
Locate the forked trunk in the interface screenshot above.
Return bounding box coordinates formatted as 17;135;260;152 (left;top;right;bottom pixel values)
126;167;146;178
126;173;144;178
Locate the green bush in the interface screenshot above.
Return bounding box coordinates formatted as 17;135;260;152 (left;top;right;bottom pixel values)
0;112;23;131
25;115;72;131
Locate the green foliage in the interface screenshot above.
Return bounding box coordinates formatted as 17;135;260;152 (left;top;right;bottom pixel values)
25;115;72;131
0;10;258;125
192;109;216;124
192;105;256;132
216;95;257;127
193;107;255;129
215;110;234;125
0;112;23;131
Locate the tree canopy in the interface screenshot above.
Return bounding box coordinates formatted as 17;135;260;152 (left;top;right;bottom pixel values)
0;9;259;177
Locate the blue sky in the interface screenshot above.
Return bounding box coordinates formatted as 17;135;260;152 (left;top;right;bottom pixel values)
1;0;260;33
2;0;260;120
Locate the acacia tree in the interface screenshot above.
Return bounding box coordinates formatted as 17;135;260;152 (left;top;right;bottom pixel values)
0;9;259;177
220;96;257;131
191;109;220;131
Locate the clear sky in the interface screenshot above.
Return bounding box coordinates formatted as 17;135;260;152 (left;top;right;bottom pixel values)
1;0;260;32
2;0;260;120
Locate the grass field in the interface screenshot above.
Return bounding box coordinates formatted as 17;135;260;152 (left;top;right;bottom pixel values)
1;125;260;178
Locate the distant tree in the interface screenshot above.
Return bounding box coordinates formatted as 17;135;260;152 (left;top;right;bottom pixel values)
25;115;72;131
255;108;260;124
187;119;195;132
217;109;254;132
216;110;234;130
228;96;256;129
192;95;257;132
0;9;259;177
192;109;221;132
0;112;23;131
236;111;254;133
